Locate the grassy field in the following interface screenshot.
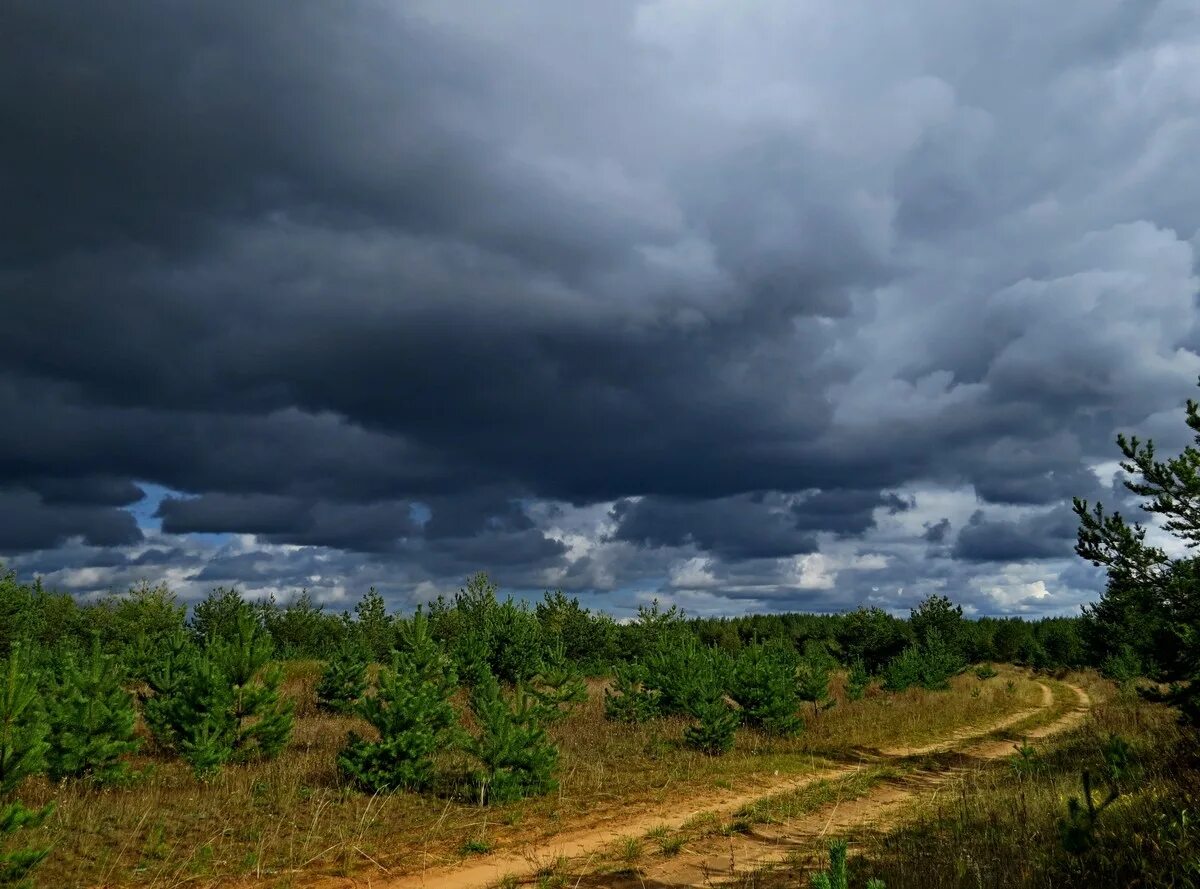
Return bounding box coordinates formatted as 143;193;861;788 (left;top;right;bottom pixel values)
15;664;1049;887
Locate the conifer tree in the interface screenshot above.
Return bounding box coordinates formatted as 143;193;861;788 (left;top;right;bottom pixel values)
683;689;739;755
338;611;460;793
45;638;139;784
0;646;52;887
209;611;293;761
603;662;661;724
644;632;727;716
730;641;803;736
468;668;558;804
315;641;369;714
529;643;587;723
796;643;836;716
845;657;869;702
143;634;236;778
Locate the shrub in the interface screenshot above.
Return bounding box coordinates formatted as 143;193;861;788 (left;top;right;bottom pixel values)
845;657;869;701
684;695;739;755
338;611;459;793
603;663;660;724
882;631;964;692
810;839;885;889
0;646;53;886
315;641;369;714
529;643;587;723
730;641;803;736
468;669;558;804
45;638;139;784
974;663;998;680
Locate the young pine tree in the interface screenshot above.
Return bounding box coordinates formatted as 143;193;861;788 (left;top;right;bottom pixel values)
529;643;587;724
603;662;661;724
208;611;294;762
809;839;885;889
796;643;836;717
468;669;559;804
315;641;369;714
338;611;460;793
684;690;739;755
729;642;803;736
45;638;140;784
845;657;870;702
143;634;236;778
0;646;53;887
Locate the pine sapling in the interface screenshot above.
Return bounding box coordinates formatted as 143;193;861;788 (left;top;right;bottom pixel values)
730;642;803;736
209;611;294;762
338;611;460;793
684;695;739;755
810;839;885;889
529;643;587;723
45;638;140;784
315;641;369;714
469;669;559;804
846;658;869;702
603;662;661;724
1058;769;1119;854
0;646;53;887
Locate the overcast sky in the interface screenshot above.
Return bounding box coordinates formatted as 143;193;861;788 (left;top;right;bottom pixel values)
2;0;1199;618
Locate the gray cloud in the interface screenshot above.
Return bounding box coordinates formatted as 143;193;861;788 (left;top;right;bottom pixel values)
1;0;1198;613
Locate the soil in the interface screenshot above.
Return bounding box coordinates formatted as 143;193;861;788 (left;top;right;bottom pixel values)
304;681;1091;889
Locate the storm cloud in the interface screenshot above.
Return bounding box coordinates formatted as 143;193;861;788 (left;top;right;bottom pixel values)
2;0;1199;617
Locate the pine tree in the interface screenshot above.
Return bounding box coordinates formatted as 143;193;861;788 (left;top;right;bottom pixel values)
644;632;726;716
0;646;52;887
338;611;460;793
603;662;661;724
315;641;369;714
45;638;140;784
529;643;587;723
354;588;394;663
845;657;869;701
684;693;739;755
468;669;558;804
796;643;836;716
209;611;293;761
730;642;803;736
143;635;235;778
809;839;885;889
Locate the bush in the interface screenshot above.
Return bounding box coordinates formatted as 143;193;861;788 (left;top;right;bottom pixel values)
810;839;885;889
468;669;558;804
684;695;739;755
644;633;729;717
603;662;661;724
974;663;998;680
883;631;964;692
338;611;459;793
0;646;53;886
315;641;369;714
730;641;803;736
529;643;587;723
45;638;139;784
846;657;870;701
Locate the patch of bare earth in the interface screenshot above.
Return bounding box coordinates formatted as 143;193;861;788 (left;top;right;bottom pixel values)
305;682;1088;889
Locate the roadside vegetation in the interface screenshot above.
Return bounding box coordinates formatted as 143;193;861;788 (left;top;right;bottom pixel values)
3;387;1200;886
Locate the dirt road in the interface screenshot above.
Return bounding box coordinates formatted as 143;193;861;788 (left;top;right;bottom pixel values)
312;680;1090;889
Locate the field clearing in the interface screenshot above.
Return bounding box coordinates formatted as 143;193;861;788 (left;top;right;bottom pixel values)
18;666;1047;887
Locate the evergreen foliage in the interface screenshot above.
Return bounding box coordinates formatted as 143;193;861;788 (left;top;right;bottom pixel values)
209;611;293;762
0;647;52;887
338;611;460;793
683;694;739;755
1073;386;1200;722
729;641;803;735
528;643;587;723
354;587;395;663
809;839;885;889
468;668;559;804
643;632;729;717
316;640;369;714
845;657;869;701
796;641;836;715
882;630;964;692
45;638;139;784
603;662;661;723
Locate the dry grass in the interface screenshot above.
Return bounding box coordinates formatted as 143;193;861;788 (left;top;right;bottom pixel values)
15;664;1048;887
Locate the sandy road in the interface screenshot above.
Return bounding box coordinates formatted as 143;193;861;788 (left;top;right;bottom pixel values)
307;680;1089;889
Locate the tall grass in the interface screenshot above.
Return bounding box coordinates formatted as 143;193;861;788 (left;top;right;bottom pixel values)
16;666;1048;886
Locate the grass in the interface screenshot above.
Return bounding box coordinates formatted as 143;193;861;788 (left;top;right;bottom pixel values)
13;663;1051;886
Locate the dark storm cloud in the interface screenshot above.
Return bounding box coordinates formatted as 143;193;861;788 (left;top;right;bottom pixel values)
952;507;1078;563
1;0;1198;612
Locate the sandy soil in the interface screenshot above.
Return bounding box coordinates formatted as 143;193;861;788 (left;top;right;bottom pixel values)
305;681;1089;889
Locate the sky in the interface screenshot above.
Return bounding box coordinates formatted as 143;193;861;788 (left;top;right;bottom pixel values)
2;0;1199;619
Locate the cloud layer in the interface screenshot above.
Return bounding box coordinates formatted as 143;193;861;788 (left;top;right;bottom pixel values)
2;0;1198;617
